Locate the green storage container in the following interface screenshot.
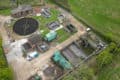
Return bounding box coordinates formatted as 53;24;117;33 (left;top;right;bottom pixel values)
45;31;57;42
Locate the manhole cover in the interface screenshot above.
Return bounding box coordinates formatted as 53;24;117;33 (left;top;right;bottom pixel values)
13;18;38;36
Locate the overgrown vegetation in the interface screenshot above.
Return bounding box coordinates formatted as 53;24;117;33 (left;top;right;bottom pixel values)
62;42;120;80
96;42;120;80
96;42;120;69
56;28;71;43
0;37;13;80
62;64;95;80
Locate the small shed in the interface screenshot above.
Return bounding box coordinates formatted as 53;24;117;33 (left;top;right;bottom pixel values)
44;31;57;42
11;5;33;18
41;8;51;18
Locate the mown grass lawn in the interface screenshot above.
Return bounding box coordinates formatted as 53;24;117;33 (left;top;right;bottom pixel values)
56;28;71;43
33;8;60;36
0;9;11;16
98;67;120;80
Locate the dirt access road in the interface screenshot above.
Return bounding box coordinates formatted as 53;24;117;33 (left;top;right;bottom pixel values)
0;15;12;45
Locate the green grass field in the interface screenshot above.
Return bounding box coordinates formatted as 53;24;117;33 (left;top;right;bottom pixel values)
53;0;120;42
0;9;11;15
56;28;71;43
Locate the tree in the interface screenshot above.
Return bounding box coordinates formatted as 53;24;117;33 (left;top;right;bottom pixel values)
62;75;75;80
0;68;13;80
96;50;113;68
62;65;94;80
114;47;120;55
107;42;120;55
0;59;7;68
112;43;120;55
108;42;117;53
